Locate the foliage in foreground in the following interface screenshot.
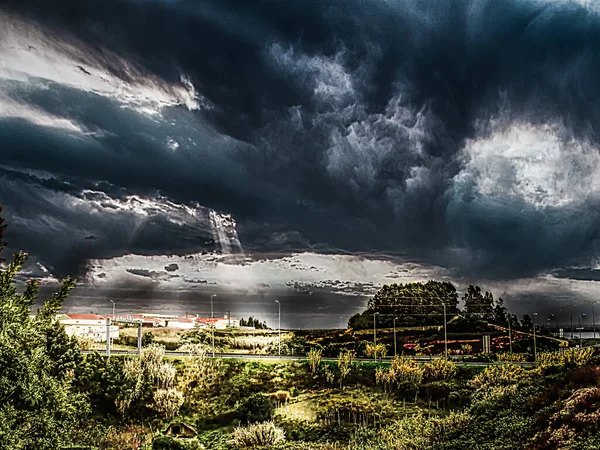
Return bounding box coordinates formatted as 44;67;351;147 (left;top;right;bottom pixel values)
0;211;87;450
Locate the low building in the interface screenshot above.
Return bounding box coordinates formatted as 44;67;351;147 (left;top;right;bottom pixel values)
111;314;167;327
166;317;197;329
195;315;240;329
58;313;119;342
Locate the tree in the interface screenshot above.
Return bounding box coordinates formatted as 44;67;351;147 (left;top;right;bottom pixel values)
521;314;533;332
492;297;508;325
237;393;274;424
462;285;495;321
338;350;353;389
142;331;155;347
307;347;322;374
353;281;460;329
0;208;89;449
509;314;521;330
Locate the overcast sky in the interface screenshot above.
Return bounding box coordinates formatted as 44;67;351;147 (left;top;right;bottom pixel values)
2;0;600;325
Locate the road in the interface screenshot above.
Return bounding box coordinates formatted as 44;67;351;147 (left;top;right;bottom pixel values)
84;349;534;367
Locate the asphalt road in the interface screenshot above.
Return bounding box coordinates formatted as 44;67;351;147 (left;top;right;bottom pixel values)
84;349;534;367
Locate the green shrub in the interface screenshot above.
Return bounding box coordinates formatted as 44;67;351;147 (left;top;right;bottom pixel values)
424;359;457;382
142;332;155;347
151;436;204;450
536;348;594;371
422;381;453;401
232;421;285;448
237;393;275;424
397;381;419;400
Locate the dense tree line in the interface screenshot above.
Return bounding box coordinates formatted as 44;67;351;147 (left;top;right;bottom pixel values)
349;281;531;330
239;316;269;329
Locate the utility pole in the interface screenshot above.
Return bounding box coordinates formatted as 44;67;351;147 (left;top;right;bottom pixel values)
211;294;216;357
276;300;281;358
373;312;379;362
443;303;448;360
533;312;538;361
393;317;398;358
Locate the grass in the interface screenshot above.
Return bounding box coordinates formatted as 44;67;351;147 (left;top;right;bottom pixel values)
276;395;318;422
119;327;186;342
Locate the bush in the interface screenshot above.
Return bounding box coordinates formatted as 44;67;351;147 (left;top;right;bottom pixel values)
392;357;425;384
536;348;594;371
397;381;419;400
307;348;322;374
142;332;155;347
237;393;274;424
470;364;526;389
152;436;204;450
153;388;184;419
232;421;285;448
424;359;457;382
421;381;453;401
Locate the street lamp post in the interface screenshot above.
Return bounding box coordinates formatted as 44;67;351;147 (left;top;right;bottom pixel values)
442;303;448;360
571;314;574;340
533;313;538;362
373;312;379;362
211;294;216;358
579;314;587;348
508;315;513;354
110;300;115;349
393;317;398;358
548;314;556;336
593;303;596;339
275;300;281;357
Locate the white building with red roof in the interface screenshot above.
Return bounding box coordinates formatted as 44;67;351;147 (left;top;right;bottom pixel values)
195;315;240;329
58;313;119;342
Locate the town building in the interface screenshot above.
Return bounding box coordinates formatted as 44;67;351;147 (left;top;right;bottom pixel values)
166;317;197;329
195;314;240;329
58;313;119;342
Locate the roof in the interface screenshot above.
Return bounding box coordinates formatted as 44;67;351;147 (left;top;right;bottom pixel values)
142;317;164;323
172;317;195;323
195;317;234;323
63;313;105;320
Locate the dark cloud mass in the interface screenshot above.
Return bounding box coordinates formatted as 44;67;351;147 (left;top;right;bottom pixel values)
1;0;600;279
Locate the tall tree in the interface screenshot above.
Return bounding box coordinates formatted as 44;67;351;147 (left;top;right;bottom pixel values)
0;207;88;449
521;314;533;332
492;297;509;325
462;285;495;321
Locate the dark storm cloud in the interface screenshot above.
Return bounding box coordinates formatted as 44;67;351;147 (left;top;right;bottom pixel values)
2;0;600;279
